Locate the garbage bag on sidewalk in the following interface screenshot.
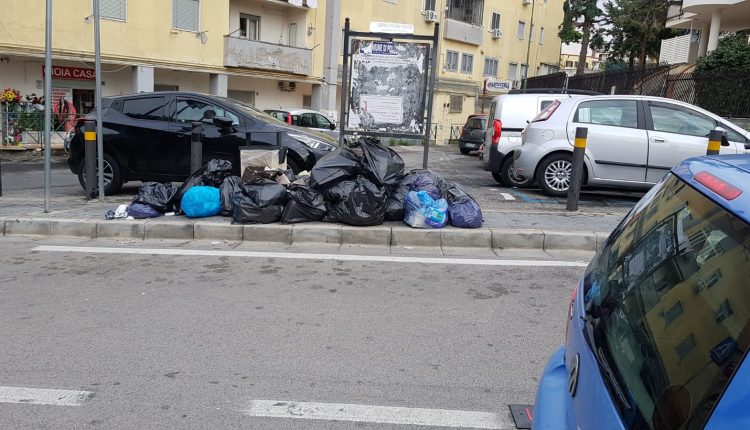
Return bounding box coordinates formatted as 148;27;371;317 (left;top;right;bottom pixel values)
280;183;327;224
409;170;448;200
133;182;177;213
202;159;233;187
360;137;405;188
310;147;361;189
404;190;448;229
231;178;288;224
325;175;387;226
219;176;241;217
445;184;483;228
385;174;415;221
181;186;222;218
127;202;163;219
320;178;358;203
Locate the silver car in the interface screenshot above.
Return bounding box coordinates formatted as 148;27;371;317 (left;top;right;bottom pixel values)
513;95;750;197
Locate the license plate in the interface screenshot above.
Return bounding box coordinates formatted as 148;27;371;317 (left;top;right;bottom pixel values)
465;143;477;148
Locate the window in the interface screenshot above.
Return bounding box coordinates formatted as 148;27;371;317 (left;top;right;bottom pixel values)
715;300;733;323
288;23;298;47
517;21;525;40
520;64;528;80
173;0;200;32
121;97;169;121
239;14;260;40
565;60;573;68
303;95;312;109
661;301;683;325
424;0;436;12
539;27;545;44
483;58;498;77
490;12;501;30
675;334;696;360
445;50;459;72
449;95;463;113
298;113;316;128
99;0;127;21
461;53;474;74
175;99;239;126
447;0;484;26
649;103;717;137
315;114;333;129
721;123;748;144
507;63;518;81
575;100;638;128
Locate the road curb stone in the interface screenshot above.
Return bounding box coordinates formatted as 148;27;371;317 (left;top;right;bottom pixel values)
144;221;194;240
293;224;342;244
490;229;545;249
50;219;96;238
341;226;391;246
194;222;243;242
96;221;145;240
4;218;51;237
242;224;292;244
544;231;597;252
441;228;492;248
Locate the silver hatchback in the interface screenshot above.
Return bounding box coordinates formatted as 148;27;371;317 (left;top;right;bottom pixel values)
514;95;750;197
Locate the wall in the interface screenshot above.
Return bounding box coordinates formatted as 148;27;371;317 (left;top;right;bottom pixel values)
229;75;312;109
229;0;309;46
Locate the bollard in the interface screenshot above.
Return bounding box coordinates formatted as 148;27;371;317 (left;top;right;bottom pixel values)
566;127;588;212
190;121;203;174
707;129;723;156
84;119;97;199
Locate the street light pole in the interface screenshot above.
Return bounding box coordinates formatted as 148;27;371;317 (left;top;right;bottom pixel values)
93;0;105;201
43;0;52;212
523;0;537;89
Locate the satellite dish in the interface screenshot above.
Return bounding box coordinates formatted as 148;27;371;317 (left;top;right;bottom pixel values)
305;0;317;8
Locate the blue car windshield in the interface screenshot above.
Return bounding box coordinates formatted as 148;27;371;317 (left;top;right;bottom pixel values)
584;173;750;430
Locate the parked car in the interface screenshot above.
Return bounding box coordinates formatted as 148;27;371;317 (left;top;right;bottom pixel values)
513;95;750;197
482;89;594;187
458;114;487;155
264;108;339;139
66;92;337;194
533;154;750;430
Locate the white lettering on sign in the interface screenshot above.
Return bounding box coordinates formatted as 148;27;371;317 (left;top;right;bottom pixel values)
43;66;96;81
485;79;513;92
369;22;415;34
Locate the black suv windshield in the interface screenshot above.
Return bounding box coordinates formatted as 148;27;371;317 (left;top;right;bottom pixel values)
584;174;750;430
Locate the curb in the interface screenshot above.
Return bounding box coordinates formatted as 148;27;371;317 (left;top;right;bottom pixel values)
0;217;610;252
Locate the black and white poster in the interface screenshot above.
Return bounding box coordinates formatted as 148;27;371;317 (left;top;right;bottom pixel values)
347;39;429;136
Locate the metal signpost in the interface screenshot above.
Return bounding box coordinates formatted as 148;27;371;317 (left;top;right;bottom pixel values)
94;0;105;201
338;18;440;169
43;0;52;212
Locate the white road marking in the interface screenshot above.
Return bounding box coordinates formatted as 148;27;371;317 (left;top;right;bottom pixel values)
0;386;93;406
33;245;589;268
244;400;511;429
500;193;516;201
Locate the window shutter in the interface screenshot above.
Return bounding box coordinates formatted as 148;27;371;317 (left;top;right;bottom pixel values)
99;0;126;20
173;0;200;31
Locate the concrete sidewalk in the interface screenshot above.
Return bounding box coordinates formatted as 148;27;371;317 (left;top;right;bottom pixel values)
0;194;625;253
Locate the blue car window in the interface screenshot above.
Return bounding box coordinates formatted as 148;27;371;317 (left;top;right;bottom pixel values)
584;173;750;430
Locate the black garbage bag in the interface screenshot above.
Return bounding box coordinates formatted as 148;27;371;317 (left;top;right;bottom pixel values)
385;174;415;221
310;147;361;189
445;184;483;228
126;203;162;219
203;159;233;187
320;178;358;203
409;170;448;200
132;182;177;213
360;137;405;188
219;176;241;217
231;178;288;224
280;184;328;224
325;175;387;226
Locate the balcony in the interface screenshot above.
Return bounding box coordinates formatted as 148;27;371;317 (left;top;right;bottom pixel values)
224;36;313;76
443;19;484;46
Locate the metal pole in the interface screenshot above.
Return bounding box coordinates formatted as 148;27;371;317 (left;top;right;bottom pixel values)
338;18;350;147
94;0;105;201
566;127;587;212
707;129;722;155
43;0;52;212
84;120;97;199
523;0;537;89
422;22;440;169
190;122;203;174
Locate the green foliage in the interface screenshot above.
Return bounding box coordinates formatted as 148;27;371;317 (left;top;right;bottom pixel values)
696;32;750;73
602;0;675;65
559;0;604;75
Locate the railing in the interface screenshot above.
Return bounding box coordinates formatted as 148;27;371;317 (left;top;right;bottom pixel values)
449;124;463;144
566;63;673;96
524;72;568;89
1;107;85;146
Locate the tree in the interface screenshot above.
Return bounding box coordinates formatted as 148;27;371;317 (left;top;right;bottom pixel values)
696;32;750;73
602;0;675;67
559;0;604;75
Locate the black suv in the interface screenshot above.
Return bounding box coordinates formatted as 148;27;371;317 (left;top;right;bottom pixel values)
66;92;336;194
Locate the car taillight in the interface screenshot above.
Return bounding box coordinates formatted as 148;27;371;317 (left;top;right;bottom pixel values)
531;100;561;123
695;171;742;200
286;114;292;124
491;119;502;145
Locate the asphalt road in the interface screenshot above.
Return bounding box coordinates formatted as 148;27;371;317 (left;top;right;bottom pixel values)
0;237;585;429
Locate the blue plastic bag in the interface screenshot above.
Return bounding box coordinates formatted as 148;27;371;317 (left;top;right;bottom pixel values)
126;203;162;219
446;185;483;228
404;191;448;229
181;186;221;218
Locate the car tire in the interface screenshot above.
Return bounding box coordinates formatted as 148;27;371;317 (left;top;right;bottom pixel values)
77;152;123;196
492;172;504;184
460;147;471;155
535;153;578;198
500;157;533;188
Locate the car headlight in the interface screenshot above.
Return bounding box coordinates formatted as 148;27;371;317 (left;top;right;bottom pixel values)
288;133;336;151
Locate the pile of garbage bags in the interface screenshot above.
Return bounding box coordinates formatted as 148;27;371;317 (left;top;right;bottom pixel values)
109;137;483;229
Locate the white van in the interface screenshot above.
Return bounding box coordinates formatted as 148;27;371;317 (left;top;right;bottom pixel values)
482;89;595;186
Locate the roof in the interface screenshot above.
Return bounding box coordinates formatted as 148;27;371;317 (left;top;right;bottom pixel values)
672;155;750;225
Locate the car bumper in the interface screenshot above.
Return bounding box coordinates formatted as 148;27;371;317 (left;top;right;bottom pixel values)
459;140;482;150
513;146;545;180
532;346;570;430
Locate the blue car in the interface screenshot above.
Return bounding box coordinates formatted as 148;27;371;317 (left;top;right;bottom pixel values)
533;154;750;430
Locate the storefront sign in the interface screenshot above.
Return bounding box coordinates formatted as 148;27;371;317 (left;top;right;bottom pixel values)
485;79;513;92
43;66;96;81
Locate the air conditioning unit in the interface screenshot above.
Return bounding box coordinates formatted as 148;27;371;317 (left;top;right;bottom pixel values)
522;0;531;4
491;29;502;39
278;81;297;92
424;10;438;22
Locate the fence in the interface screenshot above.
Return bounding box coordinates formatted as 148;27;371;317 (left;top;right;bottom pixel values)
523;65;750;119
1;107;84;146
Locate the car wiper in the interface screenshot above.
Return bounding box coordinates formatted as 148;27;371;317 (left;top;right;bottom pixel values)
583;316;632;410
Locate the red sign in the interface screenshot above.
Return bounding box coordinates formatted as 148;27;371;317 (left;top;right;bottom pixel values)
43;66;96;81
